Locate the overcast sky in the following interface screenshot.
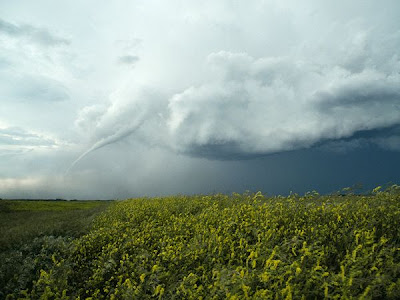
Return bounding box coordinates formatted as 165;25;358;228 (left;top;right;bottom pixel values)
1;0;399;199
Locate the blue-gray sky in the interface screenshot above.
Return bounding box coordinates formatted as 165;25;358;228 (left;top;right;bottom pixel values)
0;0;399;199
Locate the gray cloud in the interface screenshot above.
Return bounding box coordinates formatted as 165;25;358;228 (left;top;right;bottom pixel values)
0;19;71;107
15;75;70;102
117;55;139;66
316;139;368;154
0;56;12;68
315;74;400;111
374;136;400;151
315;125;400;154
0;18;69;47
0;148;33;158
0;127;57;147
0;73;70;102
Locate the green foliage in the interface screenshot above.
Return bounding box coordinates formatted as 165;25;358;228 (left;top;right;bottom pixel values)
0;200;111;251
1;200;108;212
0;200;110;299
2;192;400;299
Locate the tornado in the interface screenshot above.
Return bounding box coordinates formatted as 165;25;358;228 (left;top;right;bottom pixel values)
66;120;144;175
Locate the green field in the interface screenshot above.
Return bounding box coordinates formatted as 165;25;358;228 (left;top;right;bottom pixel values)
1;189;400;299
0;200;111;299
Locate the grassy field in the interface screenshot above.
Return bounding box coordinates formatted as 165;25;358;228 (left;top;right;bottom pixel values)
0;200;111;299
1;189;400;299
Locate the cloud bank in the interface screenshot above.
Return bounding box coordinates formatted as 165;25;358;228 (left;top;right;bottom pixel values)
77;23;400;162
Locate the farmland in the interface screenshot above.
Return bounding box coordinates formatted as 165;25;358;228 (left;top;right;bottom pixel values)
1;189;400;299
0;200;111;299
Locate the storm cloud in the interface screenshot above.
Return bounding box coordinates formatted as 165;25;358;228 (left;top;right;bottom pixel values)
81;33;400;160
1;0;400;199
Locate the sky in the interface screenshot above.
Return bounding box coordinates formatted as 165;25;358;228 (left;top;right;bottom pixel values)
0;0;400;199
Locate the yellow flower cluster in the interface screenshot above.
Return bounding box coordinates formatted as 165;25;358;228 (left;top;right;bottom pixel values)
26;190;400;299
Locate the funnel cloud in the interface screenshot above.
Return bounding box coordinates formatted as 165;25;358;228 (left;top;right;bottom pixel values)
67;120;143;173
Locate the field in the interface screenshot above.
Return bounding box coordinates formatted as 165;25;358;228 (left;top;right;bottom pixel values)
0;200;111;299
1;188;400;299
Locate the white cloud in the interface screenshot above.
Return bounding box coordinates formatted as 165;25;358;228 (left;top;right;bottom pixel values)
74;104;108;135
166;40;400;158
0;73;69;102
0;126;62;155
69;9;400;162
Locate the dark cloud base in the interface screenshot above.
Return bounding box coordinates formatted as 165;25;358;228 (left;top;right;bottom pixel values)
178;124;400;161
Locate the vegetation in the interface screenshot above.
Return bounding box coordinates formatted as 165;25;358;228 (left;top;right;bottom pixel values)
1;188;400;299
0;200;111;299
